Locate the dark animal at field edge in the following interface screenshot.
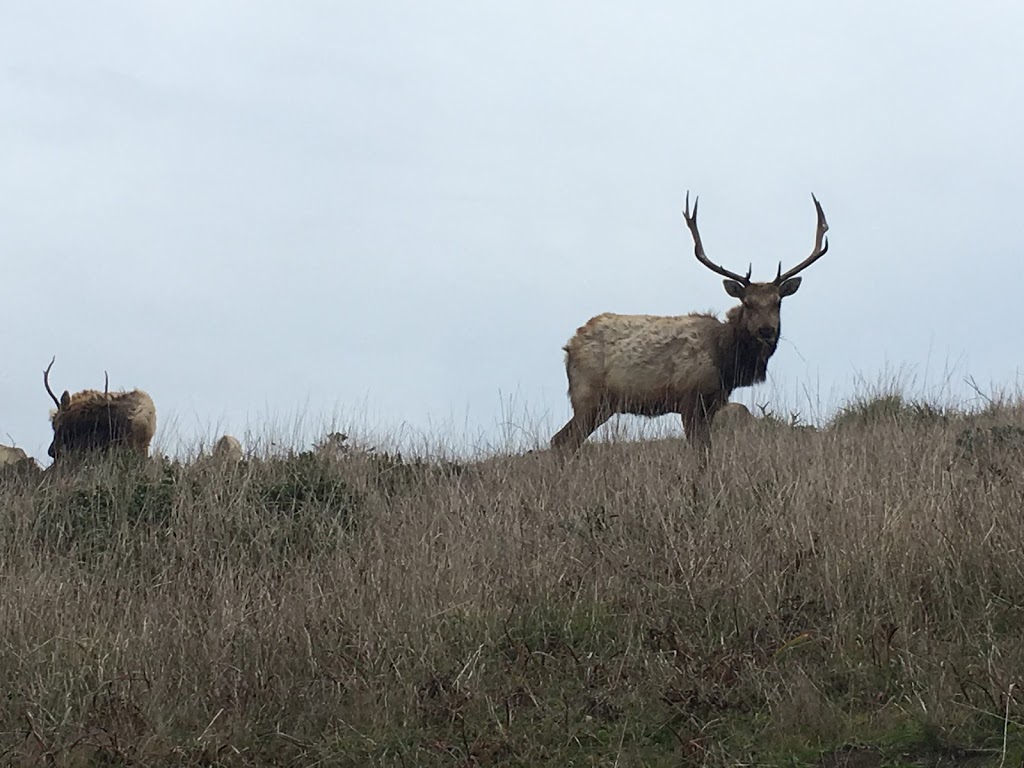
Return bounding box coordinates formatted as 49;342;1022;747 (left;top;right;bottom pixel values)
44;357;157;462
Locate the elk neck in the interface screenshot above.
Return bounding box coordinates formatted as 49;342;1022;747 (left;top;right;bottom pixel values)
717;304;778;392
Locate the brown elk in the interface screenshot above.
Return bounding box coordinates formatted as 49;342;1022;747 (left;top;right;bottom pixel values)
551;192;829;454
44;357;157;461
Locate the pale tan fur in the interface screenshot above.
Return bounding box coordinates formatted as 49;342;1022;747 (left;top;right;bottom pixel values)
0;445;30;466
212;435;243;464
713;402;755;430
552;312;731;454
564;313;724;407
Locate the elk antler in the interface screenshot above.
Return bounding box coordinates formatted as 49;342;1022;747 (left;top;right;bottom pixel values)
43;356;60;408
775;194;829;283
682;192;752;285
104;371;109;397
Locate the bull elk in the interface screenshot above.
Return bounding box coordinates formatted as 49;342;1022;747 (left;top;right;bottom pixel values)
551;192;830;454
44;357;157;461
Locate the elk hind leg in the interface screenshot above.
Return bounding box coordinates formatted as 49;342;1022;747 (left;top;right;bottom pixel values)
551;406;609;454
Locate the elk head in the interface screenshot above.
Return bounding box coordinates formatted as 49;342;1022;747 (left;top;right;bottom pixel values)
44;356;112;459
682;192;829;351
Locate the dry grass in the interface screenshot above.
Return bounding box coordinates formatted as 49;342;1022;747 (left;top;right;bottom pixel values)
1;396;1024;766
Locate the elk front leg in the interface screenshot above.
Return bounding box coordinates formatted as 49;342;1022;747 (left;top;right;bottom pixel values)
681;397;715;457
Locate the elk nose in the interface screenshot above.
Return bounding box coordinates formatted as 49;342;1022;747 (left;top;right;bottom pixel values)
757;327;777;341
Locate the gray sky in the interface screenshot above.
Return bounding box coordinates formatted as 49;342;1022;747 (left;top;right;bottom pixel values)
3;2;1023;460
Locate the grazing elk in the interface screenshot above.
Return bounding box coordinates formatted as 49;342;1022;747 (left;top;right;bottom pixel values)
211;434;243;464
0;445;41;480
0;444;39;471
713;401;755;431
551;192;829;454
44;357;157;461
0;445;30;466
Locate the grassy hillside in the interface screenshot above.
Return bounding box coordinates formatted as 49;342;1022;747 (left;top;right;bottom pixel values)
2;396;1024;766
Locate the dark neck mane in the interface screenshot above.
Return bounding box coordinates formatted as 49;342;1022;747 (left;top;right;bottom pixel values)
718;305;777;395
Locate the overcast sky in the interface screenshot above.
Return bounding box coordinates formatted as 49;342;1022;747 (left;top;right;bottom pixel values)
2;2;1022;460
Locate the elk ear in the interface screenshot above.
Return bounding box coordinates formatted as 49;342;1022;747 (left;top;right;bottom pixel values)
60;391;71;409
723;280;746;298
778;276;802;297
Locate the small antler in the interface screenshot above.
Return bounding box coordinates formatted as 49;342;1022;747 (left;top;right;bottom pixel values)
775;194;829;283
104;371;109;397
682;192;752;285
43;356;60;408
